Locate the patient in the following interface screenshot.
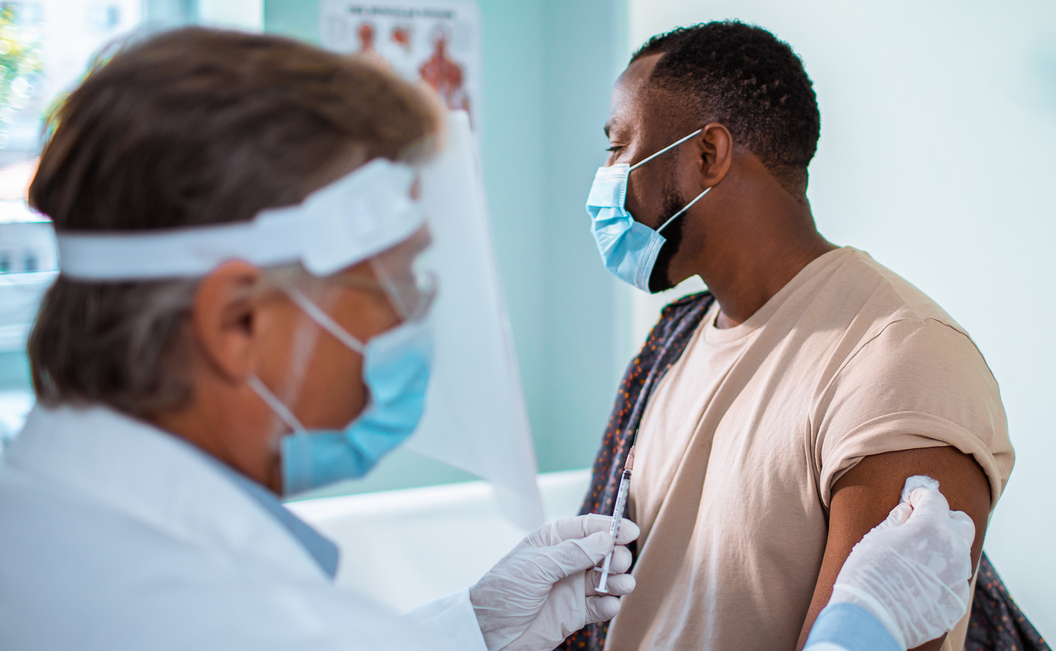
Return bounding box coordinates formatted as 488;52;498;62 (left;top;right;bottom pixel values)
563;21;1014;651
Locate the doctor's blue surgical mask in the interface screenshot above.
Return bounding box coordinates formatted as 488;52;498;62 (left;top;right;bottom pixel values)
248;285;434;495
585;129;711;292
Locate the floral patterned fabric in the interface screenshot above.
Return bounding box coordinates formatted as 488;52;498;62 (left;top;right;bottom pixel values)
965;553;1050;651
557;290;1048;651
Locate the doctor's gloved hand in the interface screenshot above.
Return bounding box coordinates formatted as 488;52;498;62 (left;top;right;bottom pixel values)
470;514;638;651
827;476;976;650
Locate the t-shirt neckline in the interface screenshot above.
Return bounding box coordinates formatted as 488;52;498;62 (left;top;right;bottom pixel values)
703;247;855;345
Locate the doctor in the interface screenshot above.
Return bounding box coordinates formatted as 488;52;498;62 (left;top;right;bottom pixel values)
0;28;635;651
0;28;971;651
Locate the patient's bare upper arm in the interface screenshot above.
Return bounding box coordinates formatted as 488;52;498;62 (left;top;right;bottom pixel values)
795;446;990;651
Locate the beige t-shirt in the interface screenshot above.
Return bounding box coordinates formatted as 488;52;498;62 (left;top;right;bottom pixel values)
606;247;1014;651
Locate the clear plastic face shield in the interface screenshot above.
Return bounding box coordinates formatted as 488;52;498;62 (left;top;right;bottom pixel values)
332;225;438;323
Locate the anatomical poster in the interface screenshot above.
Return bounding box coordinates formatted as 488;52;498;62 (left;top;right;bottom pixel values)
320;0;482;129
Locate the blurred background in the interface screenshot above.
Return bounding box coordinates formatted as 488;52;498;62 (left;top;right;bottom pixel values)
0;0;1052;634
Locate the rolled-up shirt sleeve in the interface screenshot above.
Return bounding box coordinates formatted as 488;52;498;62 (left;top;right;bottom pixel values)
813;318;1014;508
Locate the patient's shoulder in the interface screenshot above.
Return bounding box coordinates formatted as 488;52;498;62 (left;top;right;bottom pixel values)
840;248;966;334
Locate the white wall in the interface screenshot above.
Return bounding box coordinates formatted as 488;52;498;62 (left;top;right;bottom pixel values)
629;0;1056;635
198;0;262;31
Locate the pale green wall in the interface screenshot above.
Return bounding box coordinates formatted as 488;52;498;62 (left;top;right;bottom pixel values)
535;1;632;472
262;0;318;42
265;0;632;497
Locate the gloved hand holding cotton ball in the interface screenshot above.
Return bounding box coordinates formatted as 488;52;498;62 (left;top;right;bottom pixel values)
470;514;639;651
827;476;976;650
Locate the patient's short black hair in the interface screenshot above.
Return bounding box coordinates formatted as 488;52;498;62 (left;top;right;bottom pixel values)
633;21;820;194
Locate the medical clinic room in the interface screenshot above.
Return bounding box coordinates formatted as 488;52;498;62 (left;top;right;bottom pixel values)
0;1;1052;650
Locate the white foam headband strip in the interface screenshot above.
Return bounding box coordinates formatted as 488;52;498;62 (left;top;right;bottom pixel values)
55;159;425;281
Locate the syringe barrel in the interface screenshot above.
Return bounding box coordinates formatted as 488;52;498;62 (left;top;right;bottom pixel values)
597;469;632;594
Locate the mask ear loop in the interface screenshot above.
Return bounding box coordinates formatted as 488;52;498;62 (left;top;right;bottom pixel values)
247;375;307;433
249;282;367;495
629;128;703;171
657;186;711;233
247;374;313;495
284;285;367;354
282;302;324;409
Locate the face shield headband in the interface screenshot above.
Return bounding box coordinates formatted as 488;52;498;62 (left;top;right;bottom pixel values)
53;158;426;282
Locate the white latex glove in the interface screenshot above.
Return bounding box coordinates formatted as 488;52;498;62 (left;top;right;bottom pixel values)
828;476;976;650
470;514;639;651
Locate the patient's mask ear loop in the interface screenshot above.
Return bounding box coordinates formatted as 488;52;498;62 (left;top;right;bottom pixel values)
656;186;711;233
634;130;712;234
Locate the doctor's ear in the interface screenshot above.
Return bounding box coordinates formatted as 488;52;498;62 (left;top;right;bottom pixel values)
694;122;734;188
190;261;270;382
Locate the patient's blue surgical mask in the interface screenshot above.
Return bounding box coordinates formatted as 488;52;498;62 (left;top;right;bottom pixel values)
586;129;710;292
249;285;434;496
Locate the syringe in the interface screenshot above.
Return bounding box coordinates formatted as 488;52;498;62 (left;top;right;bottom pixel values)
596;443;635;594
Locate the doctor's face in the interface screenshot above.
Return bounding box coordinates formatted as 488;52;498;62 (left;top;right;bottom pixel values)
263;229;433;439
181;222;433;495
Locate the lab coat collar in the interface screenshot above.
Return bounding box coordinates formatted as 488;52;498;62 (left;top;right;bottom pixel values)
217;461;339;578
4;403;329;583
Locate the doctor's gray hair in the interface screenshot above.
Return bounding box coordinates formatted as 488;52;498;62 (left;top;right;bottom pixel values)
28;27;442;417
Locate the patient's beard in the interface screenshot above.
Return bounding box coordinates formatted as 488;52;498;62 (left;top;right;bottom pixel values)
648;187;690;294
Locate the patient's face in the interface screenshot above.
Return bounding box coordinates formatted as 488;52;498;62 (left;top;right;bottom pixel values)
604;54;679;234
604;53;704;291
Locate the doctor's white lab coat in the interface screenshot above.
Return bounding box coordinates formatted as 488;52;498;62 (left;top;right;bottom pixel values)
0;405;488;651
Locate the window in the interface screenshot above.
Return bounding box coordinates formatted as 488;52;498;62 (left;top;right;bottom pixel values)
0;0;262;452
